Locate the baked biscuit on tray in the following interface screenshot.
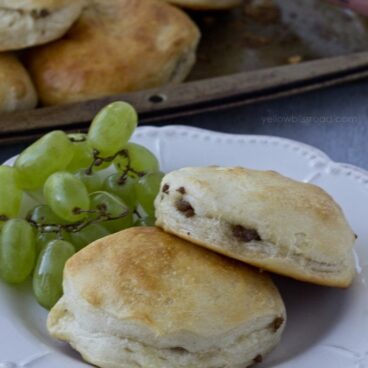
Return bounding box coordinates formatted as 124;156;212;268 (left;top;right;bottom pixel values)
0;53;37;112
25;0;200;106
0;0;85;51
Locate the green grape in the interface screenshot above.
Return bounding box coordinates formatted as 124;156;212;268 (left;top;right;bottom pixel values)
75;170;103;193
135;172;164;217
90;191;129;217
67;133;111;172
68;132;112;172
103;174;137;209
92;159;111;172
66;133;93;172
90;191;132;233
0;166;23;220
134;216;156;227
114;143;159;176
70;224;110;251
28;205;68;225
44;172;90;222
36;232;58;254
26;188;45;204
87;101;138;157
0;219;36;284
30;206;71;253
33;240;75;309
36;231;70;254
15;131;74;190
103;211;133;233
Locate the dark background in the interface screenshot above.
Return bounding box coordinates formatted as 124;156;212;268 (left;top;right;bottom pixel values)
1;79;368;169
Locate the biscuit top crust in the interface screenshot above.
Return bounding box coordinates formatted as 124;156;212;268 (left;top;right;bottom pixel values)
158;166;356;263
64;227;284;337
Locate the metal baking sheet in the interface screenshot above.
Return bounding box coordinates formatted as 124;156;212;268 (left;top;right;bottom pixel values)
190;0;368;80
1;0;368;142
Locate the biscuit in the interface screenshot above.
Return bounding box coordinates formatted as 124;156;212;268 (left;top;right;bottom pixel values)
0;0;85;51
155;167;356;287
48;227;286;368
0;53;37;112
25;0;200;106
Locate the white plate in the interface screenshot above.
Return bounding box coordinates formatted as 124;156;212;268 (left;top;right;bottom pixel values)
1;126;367;368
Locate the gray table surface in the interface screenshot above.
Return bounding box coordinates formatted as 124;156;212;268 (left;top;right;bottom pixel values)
1;79;368;170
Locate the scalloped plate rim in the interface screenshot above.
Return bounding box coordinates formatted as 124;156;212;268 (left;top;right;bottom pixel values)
3;125;360;176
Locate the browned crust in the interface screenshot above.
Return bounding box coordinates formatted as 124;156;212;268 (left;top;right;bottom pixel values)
63;227;285;336
25;0;200;106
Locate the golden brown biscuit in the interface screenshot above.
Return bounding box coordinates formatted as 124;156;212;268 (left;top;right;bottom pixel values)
155;167;357;288
25;0;200;106
0;0;85;51
48;227;286;368
0;53;37;112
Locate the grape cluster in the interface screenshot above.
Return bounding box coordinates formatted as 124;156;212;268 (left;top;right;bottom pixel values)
0;102;163;309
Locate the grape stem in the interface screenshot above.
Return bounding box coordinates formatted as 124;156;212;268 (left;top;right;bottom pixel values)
65;209;129;233
85;149;126;175
26;208;130;236
117;150;146;180
72;207;99;215
85;149;146;179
